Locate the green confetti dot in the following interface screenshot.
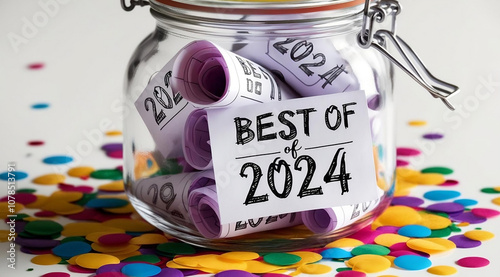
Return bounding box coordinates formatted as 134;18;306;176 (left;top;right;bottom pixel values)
421;166;454;175
122;254;161;264
90;169;122;180
336;267;352;272
17;188;36;194
263;253;302;266
351;244;390;256
156;242;197;256
26;268;33;271
74;192;98;206
61;236;88;244
481;188;500;194
24;220;63;236
428;227;452;238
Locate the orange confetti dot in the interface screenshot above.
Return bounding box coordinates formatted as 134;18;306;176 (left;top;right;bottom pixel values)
32;173;66;185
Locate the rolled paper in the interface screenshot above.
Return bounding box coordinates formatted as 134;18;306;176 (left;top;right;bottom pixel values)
189;185;302;239
133;171;214;228
234;38;361;97
183;109;212;170
171;40;297;108
301;197;382;234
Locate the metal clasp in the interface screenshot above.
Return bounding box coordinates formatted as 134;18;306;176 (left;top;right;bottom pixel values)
121;0;150;11
358;0;459;110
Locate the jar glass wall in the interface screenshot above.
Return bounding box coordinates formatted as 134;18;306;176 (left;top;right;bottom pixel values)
123;0;395;251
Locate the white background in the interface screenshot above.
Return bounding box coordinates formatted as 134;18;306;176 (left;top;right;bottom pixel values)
1;0;500;276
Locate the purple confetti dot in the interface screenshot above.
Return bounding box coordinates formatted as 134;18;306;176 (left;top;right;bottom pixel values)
101;143;123;152
426;202;465;214
215;270;258;277
423;133;444;140
391;196;425;207
154;268;184;277
450;211;487;224
376;226;400;233
16;237;60;248
449;235;482;248
96;263;127;275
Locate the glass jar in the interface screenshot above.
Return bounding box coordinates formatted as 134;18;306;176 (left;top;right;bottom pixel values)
123;0;401;252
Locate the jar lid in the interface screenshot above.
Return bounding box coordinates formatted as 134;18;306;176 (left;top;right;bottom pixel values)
151;0;365;15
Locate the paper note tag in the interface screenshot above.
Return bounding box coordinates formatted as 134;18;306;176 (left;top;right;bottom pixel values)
207;90;378;224
134;59;196;158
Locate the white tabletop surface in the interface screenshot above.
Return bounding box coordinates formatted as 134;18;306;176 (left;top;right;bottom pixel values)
1;0;500;276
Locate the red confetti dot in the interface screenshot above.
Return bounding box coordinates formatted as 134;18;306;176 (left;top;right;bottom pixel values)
98;233;132;245
67;264;96;274
27;62;44;70
456;256;490;268
28;140;45;146
34;211;58;217
440;179;459;186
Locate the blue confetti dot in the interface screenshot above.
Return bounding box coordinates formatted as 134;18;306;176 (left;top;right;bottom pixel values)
31;103;50;109
423;190;461;201
52;241;91;258
320;248;353;259
0;171;28;181
394;255;432;270
398;224;432;238
453;198;478;207
85;198;129;209
42;155;73;165
121;263;162;277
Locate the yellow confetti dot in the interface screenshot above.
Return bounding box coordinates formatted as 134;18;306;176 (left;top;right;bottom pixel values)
406;238;456;254
103;203;135;214
417;212;452;230
197;254;247;271
39;200;84;215
245;260;284;274
62;222;124;237
105;130;122;136
31;254;62;265
0;230;12;242
75;253;120;269
32;173;66;185
347;254;392;273
0;202;25;219
377;206;422;227
134;152;160;178
102;218;156;232
374;233;410;247
49;191;83;202
464;230;495;241
456;222;469;227
408;120;427;126
288;251;323;266
297;263;332;274
408;173;446;185
396;168;421;181
67;166;95;178
99;180;125;192
114;250;142;261
492;196;500;206
325;238;364;248
427;265;458;275
129;233;168;245
220;251;260;261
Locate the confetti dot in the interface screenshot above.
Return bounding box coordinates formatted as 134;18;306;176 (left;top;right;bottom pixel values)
102;218;155;232
41;273;71;277
263;253;301;266
374;233;409;247
471;208;500;218
156;242;197;256
86;198;129;209
377;206;422;227
0;193;37;205
220;251;260;261
440;179;459;186
67;166;95;178
98;233;132;245
406;238;456;254
52;241;92;258
90;169;123;180
408;120;427;126
121;263;162;277
450;211;487;224
398;225;431;238
391;196;424;207
325;238;364;248
397;147;421;156
129;233;168;245
105;130;122;136
421;166;453;175
351;244;390;256
492;196;500;205
31;254;62;265
347;254;391;273
335;271;366;277
122;254;161;264
75;253;120;269
427;265;457;275
456;256;490;268
98;181;125;192
448;235;482;248
298;263;332;274
394;255;432;270
426;202;464;214
480;188;500;194
397;159;410;167
28;62;44;69
28;140;44;146
32;173;66;185
43;155;74;165
320;247;353;259
453;198;478;207
0;171;28;181
423;190;461;201
31;102;50;109
464;230;494;241
423;133;444;140
24;220;63;236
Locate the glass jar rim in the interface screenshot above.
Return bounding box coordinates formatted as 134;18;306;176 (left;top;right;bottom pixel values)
151;0;365;15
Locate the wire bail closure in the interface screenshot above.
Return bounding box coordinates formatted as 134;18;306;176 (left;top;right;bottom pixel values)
121;0;150;11
358;0;459;110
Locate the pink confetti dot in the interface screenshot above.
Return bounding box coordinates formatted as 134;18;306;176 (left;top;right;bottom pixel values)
397;159;410;167
456;256;490;268
440;179;459;186
396;147;421;157
41;273;71;277
98;233;133;245
28;140;45;146
335;270;366;277
27;62;44;70
471;208;500;218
